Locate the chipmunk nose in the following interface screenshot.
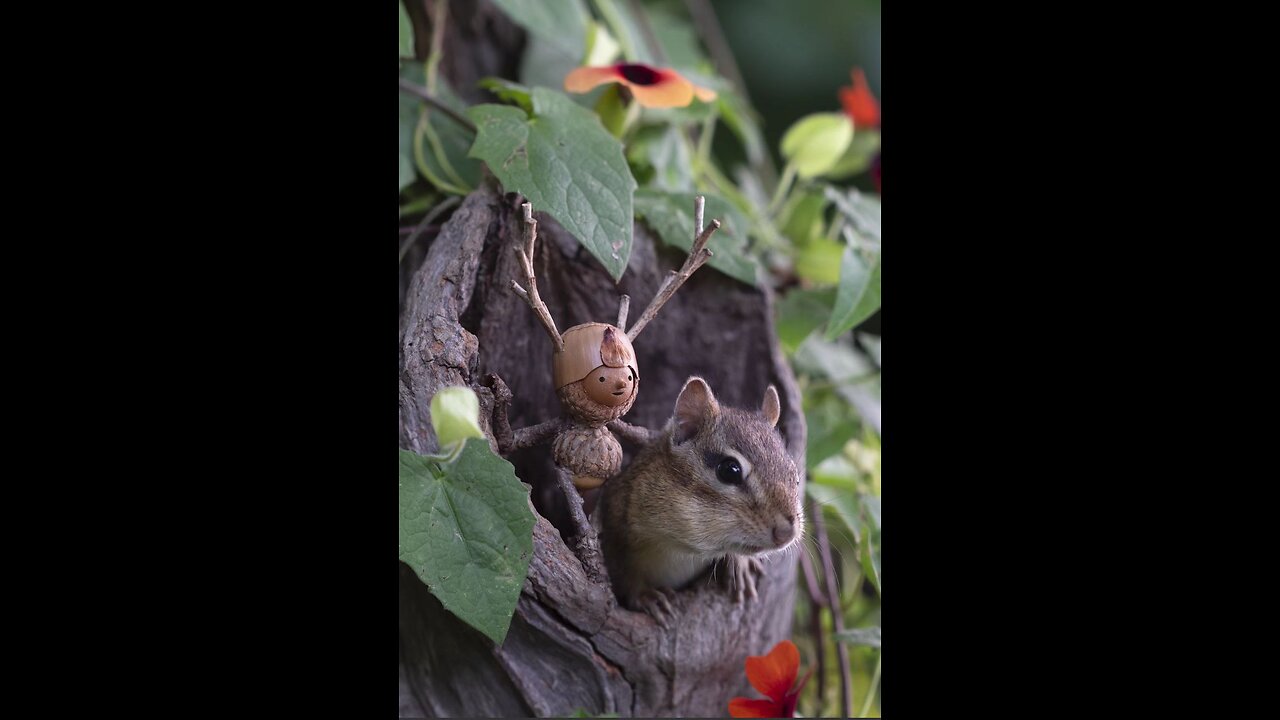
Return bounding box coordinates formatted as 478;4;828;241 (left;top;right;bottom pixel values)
772;514;797;546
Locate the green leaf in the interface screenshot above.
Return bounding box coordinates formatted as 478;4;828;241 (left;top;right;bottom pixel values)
835;626;881;649
634;189;758;286
826;188;881;244
467;88;638;281
825;247;881;339
860;493;880;532
430;387;485;449
399;64;421;192
780;190;829;246
589;0;653;64
489;0;590;58
776;288;834;354
860;522;881;596
858;333;881;367
807;482;863;545
399;153;415;193
479;77;533;114
584;20;621;66
595;84;630;138
824;129;881;180
519;33;581;95
781;113;854;179
793;334;874;384
399;440;536;645
805;411;860;471
402;66;481;195
631;125;693;192
398;0;415;57
718;89;766;167
794;236;843;286
648;7;709;69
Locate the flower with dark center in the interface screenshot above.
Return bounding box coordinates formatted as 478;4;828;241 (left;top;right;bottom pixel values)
564;62;717;108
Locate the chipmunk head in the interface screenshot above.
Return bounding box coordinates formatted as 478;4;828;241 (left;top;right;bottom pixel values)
663;377;803;557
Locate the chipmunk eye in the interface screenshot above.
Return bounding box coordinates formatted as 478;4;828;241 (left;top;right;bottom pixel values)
716;457;743;485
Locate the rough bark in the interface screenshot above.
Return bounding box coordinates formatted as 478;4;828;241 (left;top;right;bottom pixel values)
399;180;807;717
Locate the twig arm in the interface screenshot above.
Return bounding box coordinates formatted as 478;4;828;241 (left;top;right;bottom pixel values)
484;373;563;453
627;195;719;340
510;203;565;352
616;294;630;332
607;419;654;446
511;420;565;452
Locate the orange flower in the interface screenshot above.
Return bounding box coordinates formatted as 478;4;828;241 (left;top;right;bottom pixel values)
728;640;812;718
839;67;880;129
564;62;717;109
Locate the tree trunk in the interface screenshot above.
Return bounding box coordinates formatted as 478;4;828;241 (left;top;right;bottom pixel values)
398;180;806;717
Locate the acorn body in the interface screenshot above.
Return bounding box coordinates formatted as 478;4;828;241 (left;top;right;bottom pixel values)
554;425;624;490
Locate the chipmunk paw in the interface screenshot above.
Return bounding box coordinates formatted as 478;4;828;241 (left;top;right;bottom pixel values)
730;555;764;604
636;588;677;629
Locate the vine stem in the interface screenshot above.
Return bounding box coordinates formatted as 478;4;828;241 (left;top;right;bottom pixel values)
799;549;828;714
398;79;477;134
811;497;852;717
858;653;881;717
768;161;797;216
398;196;461;263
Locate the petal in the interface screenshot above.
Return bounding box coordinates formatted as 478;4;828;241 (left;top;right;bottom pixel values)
625;70;694;108
744;640;800;704
839;67;880;129
693;84;718;102
729;698;785;718
565;65;624;94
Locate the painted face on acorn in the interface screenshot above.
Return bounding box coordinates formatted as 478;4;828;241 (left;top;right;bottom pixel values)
583;364;637;407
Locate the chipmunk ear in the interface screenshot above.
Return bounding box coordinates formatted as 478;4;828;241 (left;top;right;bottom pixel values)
674;376;719;444
762;385;780;428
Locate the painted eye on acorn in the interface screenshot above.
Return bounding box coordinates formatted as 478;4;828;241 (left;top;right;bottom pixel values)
598;376;605;382
716;457;743;485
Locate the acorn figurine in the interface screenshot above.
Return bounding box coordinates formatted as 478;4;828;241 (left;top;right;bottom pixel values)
488;198;720;582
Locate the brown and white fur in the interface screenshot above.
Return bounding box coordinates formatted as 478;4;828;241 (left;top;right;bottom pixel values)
598;377;803;624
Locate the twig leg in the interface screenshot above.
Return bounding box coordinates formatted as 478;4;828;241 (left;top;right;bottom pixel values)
555;466;608;583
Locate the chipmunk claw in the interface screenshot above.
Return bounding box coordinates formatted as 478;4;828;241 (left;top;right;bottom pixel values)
729;555;764;605
637;588;677;628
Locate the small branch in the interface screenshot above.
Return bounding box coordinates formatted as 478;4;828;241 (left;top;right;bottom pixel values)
511;203;565;352
607;419;652;446
811;497;851;718
398;79;477;134
799;549;828;714
617;294;630;331
398;195;461;263
627;196;718;340
511;419;564;452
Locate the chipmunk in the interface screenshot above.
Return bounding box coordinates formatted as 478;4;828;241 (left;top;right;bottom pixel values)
598;377;804;624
